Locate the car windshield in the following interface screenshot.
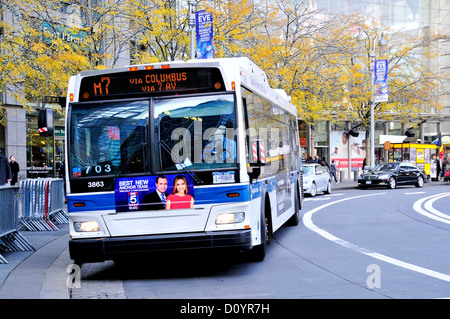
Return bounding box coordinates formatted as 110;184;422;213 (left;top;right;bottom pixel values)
372;163;399;172
302;166;314;176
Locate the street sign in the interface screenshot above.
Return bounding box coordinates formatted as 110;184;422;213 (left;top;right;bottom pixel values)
42;96;66;107
374;59;388;102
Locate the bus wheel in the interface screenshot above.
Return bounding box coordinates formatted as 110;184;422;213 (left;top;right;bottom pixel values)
249;209;269;262
287;186;300;226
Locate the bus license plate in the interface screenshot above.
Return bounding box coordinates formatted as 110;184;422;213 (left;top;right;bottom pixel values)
213;171;235;184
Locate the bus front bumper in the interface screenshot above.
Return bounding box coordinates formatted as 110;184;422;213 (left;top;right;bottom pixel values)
69;229;252;263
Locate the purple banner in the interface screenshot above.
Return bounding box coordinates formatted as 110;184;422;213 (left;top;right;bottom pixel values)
196;10;214;59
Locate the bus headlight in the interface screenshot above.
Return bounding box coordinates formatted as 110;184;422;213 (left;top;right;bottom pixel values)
215;212;245;225
74;221;100;232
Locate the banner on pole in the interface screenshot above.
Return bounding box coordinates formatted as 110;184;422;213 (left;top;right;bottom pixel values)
374;59;388;102
196;10;214;59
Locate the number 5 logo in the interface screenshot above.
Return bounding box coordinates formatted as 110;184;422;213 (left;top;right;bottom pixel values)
128;192;139;205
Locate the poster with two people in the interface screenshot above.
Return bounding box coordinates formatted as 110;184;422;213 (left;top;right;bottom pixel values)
115;174;194;212
330;131;367;170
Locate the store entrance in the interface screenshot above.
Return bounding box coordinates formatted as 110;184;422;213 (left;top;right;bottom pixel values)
54;138;65;178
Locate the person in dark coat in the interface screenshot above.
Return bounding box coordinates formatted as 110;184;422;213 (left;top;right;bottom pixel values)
0;150;12;186
9;155;19;186
142;175;169;210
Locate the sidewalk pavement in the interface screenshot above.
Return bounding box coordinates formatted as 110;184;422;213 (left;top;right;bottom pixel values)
0;178;447;299
0;202;71;299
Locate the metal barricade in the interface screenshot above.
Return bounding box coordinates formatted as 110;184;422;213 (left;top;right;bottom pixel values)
0;186;35;264
18;178;68;232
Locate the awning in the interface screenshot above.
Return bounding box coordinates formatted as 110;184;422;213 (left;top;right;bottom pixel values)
379;135;408;144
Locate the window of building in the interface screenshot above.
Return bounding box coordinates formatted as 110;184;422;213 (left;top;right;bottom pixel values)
26;107;65;178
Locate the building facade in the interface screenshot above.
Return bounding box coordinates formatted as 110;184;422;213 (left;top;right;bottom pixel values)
0;2;130;183
302;0;450;177
1;0;449;182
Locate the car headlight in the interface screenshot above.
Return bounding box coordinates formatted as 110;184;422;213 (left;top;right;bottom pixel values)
74;221;100;232
215;212;245;224
378;174;390;180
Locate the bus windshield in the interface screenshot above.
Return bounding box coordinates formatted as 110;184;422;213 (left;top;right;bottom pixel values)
69;94;237;179
70;99;149;178
154;93;237;171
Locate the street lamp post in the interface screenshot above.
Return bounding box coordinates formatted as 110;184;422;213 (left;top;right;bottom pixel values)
358;28;386;167
370;50;375;167
188;0;196;60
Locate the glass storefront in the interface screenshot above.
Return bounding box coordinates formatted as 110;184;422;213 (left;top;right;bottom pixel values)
26;108;65;178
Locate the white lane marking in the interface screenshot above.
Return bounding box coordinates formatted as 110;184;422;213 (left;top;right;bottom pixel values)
423;193;450;221
404;192;426;195
304;197;332;202
302;193;450;283
304;193;345;202
413;193;450;224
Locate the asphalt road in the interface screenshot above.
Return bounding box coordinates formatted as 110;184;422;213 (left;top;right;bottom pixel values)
70;185;450;300
1;182;449;305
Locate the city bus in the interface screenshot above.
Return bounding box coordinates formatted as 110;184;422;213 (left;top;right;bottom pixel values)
65;57;303;264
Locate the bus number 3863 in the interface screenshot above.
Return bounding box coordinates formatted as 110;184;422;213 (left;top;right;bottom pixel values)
87;181;105;188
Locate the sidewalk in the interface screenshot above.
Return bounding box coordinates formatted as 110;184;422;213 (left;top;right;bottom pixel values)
0;202;71;299
330;178;359;190
0;225;70;299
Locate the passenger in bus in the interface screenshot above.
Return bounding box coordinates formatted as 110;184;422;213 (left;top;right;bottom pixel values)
203;125;236;163
142;175;169;210
166;175;194;209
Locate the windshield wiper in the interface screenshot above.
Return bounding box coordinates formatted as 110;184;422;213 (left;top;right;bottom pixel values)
158;140;203;184
106;141;147;189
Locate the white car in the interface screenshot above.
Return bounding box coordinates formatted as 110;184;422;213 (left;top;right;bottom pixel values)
302;163;332;196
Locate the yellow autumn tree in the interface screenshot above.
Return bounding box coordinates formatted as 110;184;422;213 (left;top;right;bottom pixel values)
0;0;92;121
125;0;191;63
206;0;347;124
0;0;138;125
1;0;448;134
324;15;449;132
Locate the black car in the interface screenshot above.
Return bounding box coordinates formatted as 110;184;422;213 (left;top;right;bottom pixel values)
358;162;425;189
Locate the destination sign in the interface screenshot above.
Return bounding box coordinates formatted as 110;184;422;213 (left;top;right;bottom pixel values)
78;67;225;101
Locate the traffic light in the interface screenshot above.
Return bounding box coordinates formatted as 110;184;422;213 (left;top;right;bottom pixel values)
38;108;54;137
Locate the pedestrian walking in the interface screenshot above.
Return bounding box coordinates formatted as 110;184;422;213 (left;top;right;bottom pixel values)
321;157;329;169
330;160;339;184
0;150;12;186
9;155;19;186
433;155;441;181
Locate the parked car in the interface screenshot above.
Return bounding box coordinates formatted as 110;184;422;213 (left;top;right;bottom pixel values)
302;163;332;196
358;162;425;189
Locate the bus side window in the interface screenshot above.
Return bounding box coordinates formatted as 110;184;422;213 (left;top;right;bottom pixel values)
242;98;250;167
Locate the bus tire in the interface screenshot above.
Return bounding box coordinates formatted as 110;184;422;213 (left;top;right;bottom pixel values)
287;184;300;226
249;198;270;262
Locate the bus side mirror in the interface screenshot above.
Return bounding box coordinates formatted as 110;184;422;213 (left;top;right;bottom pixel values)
38;108;54;137
248;140;266;182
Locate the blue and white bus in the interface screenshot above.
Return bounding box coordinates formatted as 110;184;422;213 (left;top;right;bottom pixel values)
65;57;303;264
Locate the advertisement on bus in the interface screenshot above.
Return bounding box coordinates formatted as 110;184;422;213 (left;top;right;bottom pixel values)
114;174;195;212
